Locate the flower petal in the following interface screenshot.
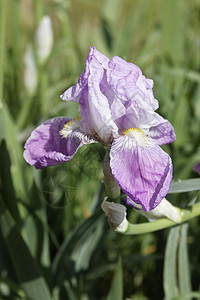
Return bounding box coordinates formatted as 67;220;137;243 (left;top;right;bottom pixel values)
60;47;109;102
23;117;96;169
107;56;159;111
110;135;173;211
115;105;176;145
193;162;200;175
148;114;176;145
124;197;181;223
84;56;119;142
62;47;119;143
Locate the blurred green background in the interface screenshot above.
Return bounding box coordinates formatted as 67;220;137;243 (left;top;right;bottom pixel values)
1;0;200;299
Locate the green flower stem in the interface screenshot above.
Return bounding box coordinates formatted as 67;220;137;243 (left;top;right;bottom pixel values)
123;203;200;235
0;0;7;102
103;147;120;200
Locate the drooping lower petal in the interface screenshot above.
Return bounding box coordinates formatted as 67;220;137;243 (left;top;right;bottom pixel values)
23;117;97;169
110;133;173;211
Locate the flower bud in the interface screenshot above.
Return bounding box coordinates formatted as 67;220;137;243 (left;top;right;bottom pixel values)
101;198;128;232
24;44;38;96
35;15;53;65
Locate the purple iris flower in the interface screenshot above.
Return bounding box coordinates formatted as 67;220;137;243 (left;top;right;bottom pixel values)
194;163;200;175
23;46;176;212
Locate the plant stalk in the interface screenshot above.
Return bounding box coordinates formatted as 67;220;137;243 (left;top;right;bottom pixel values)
123;203;200;235
0;0;7;102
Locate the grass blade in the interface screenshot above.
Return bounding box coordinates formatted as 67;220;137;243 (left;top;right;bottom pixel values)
106;258;123;300
168;179;200;194
163;227;179;300
178;224;192;300
0;200;51;300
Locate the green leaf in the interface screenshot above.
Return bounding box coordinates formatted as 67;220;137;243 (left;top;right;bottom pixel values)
0;141;50;265
51;209;104;284
0;105;7;142
101;0;123;25
168;179;200;194
113;1;149;56
0;0;7;100
0;200;52;300
163;227;179;300
178;224;192;300
20;182;50;266
106;258;123;300
160;0;184;64
2;103;27;201
0;141;21;224
173;292;200;299
71;215;105;272
61;281;77;300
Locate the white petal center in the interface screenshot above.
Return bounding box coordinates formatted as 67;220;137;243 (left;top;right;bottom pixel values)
60;118;80;138
123;128;148;148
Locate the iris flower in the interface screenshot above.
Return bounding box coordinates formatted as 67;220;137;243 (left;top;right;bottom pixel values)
23;47;176;212
194;163;200;175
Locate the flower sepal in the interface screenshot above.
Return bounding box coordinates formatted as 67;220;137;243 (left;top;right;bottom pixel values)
101;198;128;233
125;198;182;223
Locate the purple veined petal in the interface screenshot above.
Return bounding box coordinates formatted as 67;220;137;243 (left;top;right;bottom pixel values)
123;198;143;210
115;105;176;145
193;162;200;175
136;74;158;110
107;56;159;111
99;70;126;122
85;61;119;142
61;47;119;143
23;117;97;169
148;114;176;145
60;46;109;102
126;105;176;145
110;132;173;212
77;48;119;142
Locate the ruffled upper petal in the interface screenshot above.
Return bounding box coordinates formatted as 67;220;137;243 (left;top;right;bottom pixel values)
61;47;119;143
60;47;109;103
110;133;173;211
23;117;97;169
107;56;159;111
60;47;174;146
84;56;119;142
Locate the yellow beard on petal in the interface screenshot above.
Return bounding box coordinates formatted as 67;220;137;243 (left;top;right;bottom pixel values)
60;118;80;138
123;128;148;147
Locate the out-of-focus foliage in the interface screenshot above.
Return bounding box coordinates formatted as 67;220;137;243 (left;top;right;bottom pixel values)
1;0;200;299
